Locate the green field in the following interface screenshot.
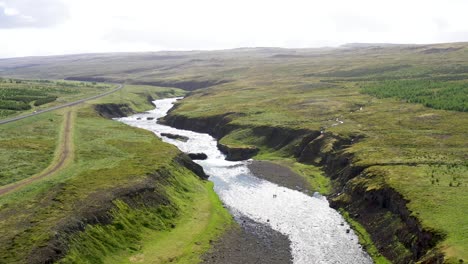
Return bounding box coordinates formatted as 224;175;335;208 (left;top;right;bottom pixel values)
0;84;231;263
0;78;112;118
0;111;63;186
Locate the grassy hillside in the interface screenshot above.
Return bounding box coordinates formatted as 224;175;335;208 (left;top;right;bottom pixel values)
0;84;232;263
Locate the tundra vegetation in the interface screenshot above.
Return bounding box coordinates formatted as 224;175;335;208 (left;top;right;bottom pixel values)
0;42;467;263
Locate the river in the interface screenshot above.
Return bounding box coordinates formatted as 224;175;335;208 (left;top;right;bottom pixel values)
117;97;373;264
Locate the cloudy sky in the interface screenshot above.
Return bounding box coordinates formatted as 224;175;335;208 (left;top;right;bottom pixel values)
1;0;467;58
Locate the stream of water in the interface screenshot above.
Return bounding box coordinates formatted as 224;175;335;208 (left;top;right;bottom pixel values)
118;97;373;264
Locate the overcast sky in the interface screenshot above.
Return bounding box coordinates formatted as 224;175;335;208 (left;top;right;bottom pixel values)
1;0;467;58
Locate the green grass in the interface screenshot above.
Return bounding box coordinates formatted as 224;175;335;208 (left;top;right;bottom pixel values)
382;165;468;261
61;167;232;264
362;79;468;112
162;47;468;261
0;84;185;188
0;84;232;263
0;97;176;263
0;111;63;186
0;79;118;187
172;83;468;259
99;180;232;264
2;42;468;262
0;78;112;118
96;84;185;113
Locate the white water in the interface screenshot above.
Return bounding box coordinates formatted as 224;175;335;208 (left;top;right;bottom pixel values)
118;98;373;264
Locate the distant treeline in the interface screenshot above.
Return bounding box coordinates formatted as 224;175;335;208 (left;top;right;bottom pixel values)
0;78;110;117
0;100;32;111
34;96;57;106
0;88;56;111
362;79;468;112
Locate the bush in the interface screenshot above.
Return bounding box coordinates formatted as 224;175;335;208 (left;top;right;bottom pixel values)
361;79;468;112
34;96;57;106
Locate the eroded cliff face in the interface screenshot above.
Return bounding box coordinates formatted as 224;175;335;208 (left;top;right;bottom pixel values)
94;103;135;118
17;102;209;264
26;153;207;264
163;110;445;264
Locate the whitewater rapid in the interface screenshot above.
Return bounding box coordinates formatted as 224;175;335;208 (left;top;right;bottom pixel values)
117;97;373;264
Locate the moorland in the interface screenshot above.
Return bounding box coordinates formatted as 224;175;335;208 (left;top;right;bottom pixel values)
0;42;467;263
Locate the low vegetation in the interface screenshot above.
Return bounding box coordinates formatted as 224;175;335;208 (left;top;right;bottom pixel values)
155;43;468;263
0;111;62;186
0;84;231;263
361;79;468;112
1;42;468;263
170;78;468;262
0;78;112;118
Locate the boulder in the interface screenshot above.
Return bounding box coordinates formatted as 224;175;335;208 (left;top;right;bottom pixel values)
160;133;189;142
188;153;208;160
217;143;259;161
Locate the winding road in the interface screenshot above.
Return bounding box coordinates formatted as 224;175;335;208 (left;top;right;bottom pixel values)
0;84;124;196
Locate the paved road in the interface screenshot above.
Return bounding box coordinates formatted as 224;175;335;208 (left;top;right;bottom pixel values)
0;83;124;125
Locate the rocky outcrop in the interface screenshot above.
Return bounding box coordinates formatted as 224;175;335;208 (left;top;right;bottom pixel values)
162;112;244;139
175;154;208;180
217;143;259;161
188;153;208;160
94;103;135;118
330;179;445;263
161;133;189;142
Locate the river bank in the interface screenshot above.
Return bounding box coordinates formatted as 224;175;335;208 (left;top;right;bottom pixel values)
162;97;446;263
202;216;293;264
200;160;327;263
247;160;314;194
120;98;373;264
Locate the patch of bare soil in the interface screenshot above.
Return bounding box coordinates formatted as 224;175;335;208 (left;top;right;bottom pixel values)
202;216;292;264
247;160;313;194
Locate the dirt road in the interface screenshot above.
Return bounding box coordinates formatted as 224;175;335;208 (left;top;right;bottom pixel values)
0;84;125;196
0;110;74;196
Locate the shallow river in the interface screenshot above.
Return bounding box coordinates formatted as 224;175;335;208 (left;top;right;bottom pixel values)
118;98;373;264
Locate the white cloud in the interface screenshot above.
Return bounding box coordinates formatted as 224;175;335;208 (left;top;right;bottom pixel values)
1;0;468;58
4;7;19;16
0;0;68;29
